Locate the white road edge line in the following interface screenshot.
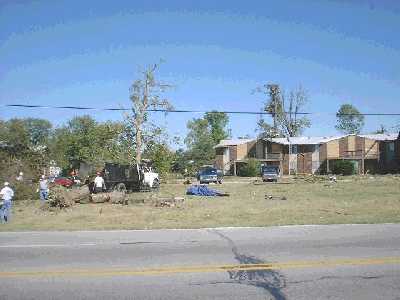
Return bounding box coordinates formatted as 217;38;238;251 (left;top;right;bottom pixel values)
0;223;399;235
0;243;97;248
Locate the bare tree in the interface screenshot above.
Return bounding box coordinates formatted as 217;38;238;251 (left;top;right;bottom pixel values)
256;84;310;137
278;86;311;137
128;63;173;162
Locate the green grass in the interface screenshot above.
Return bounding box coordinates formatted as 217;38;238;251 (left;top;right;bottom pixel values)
1;175;400;231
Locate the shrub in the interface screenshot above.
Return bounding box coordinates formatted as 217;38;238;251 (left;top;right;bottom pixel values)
238;159;261;177
13;181;37;201
331;160;355;175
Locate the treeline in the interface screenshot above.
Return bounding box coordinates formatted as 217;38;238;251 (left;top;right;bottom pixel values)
1;60;385;183
0;112;230;180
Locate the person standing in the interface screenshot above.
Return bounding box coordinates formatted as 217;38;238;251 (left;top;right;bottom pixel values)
93;172;105;193
16;172;24;182
39;175;49;202
0;182;14;223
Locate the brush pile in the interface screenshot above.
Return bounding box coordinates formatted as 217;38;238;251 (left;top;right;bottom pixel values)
44;185;76;209
154;197;184;208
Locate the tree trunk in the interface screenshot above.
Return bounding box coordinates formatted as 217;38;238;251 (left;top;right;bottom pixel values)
136;124;142;163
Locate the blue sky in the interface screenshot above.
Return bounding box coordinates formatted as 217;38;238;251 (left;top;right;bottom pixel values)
1;0;399;145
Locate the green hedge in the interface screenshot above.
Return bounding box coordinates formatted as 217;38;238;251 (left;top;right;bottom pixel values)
331;160;356;175
13;182;37;201
238;159;261;177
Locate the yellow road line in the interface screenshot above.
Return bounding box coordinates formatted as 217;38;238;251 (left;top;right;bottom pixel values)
1;257;399;278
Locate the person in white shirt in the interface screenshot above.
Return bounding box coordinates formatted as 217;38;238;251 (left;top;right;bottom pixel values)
93;172;105;193
38;175;49;202
0;182;14;223
16;172;24;182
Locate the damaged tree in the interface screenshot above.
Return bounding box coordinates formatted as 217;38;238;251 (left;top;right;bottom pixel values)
127;62;173;163
256;84;311;137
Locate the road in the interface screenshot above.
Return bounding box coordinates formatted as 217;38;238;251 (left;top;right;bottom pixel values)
0;224;399;299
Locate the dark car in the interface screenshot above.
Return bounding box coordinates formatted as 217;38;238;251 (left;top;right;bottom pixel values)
197;167;223;184
261;166;280;182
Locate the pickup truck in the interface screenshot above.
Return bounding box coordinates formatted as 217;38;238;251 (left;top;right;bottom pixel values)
197;167;223;184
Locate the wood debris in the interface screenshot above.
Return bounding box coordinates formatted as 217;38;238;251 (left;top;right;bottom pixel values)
154;197;185;208
265;195;287;200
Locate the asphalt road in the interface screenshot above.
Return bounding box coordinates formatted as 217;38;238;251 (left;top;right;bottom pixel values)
0;224;399;300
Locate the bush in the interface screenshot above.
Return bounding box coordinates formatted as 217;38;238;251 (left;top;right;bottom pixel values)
13;181;37;201
45;185;75;209
331;160;355;175
238;159;261;177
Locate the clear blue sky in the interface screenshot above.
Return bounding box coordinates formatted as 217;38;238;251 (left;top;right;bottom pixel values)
1;0;399;144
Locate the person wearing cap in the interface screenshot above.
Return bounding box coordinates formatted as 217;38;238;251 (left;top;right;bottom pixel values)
93;172;105;193
0;182;14;223
38;175;49;202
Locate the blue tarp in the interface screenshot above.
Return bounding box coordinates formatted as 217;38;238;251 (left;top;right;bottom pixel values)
186;185;227;196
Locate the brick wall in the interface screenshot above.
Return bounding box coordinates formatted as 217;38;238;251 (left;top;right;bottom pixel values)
215;155;224;170
297;145;314;174
339;137;348;157
229;146;237;162
356;136;364;153
282;145;289;174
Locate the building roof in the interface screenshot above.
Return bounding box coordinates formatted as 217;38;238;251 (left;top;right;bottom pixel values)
267;136;345;145
214;133;399;149
214;138;254;148
359;133;399;141
265;132;399;145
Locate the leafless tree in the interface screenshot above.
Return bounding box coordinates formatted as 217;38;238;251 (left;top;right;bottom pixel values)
128;63;173;162
256;84;310;137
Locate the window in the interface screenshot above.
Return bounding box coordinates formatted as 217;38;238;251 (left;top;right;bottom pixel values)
388;142;395;152
291;145;298;154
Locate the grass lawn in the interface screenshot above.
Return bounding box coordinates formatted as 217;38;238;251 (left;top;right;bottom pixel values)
1;175;400;231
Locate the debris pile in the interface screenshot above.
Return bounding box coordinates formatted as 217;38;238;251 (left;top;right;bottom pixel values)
44;185;76;209
42;185;127;209
154;197;184;208
329;176;337;182
183;178;192;185
252;179;291;185
90;193;110;203
294;175;329;183
265;194;287;200
109;191;127;204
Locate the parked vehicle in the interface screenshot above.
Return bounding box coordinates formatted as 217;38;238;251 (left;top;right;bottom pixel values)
83;161;160;193
261;165;280;182
197;167;223;184
53;177;74;188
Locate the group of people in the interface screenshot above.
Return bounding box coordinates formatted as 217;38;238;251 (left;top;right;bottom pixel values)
0;174;49;224
0;171;106;224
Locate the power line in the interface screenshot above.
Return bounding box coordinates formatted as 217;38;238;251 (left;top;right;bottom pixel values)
2;104;310;115
2;104;400;116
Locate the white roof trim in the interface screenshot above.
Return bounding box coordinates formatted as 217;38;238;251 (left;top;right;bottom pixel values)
265;135;346;145
359;133;398;141
214;138;254;148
